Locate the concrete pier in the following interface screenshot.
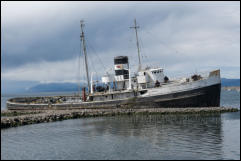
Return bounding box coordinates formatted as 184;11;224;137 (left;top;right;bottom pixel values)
1;107;239;129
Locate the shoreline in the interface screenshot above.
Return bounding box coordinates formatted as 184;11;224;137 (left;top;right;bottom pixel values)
222;86;240;92
1;107;239;129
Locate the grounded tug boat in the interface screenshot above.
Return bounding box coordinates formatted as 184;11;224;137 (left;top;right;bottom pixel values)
7;20;221;110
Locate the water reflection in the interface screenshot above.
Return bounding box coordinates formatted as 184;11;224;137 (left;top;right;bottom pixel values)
2;113;240;160
79;114;224;159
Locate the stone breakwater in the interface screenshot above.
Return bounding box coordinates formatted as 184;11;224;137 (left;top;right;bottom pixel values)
222;86;240;92
1;107;239;129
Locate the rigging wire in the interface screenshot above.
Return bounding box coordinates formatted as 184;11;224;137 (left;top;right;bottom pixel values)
77;50;81;95
128;26;141;72
79;34;87;90
139;31;151;68
84;41;100;84
82;52;87;88
85;38;108;72
128;21;151;71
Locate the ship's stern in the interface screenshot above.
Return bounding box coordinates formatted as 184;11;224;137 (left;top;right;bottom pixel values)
207;69;221;106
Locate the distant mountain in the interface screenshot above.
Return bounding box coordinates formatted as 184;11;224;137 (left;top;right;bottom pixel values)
221;78;240;87
2;78;239;94
28;78;239;92
1;80;39;95
27;83;81;92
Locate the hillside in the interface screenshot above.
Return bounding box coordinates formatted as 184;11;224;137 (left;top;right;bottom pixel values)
27;83;80;92
26;78;240;93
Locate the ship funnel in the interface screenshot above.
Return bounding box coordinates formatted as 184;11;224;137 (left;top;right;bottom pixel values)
114;56;129;79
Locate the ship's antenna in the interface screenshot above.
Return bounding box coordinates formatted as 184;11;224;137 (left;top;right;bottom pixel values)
80;20;91;94
130;19;142;71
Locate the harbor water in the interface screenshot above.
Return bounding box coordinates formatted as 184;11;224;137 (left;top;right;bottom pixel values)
1;89;240;160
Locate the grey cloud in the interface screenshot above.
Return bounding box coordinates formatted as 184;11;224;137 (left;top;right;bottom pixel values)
1;1;240;80
0;2;200;67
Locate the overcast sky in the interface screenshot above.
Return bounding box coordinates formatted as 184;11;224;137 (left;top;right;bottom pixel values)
1;1;240;84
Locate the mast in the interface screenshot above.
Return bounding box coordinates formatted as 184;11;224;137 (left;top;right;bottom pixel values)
80;20;91;94
130;19;141;71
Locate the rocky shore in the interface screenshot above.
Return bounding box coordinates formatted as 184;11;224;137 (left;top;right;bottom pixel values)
222;86;240;92
1;107;239;129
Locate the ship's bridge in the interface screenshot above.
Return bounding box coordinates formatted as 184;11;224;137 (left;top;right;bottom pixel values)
149;68;164;83
137;67;165;88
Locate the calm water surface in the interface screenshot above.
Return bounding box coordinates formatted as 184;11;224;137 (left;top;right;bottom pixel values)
1;90;240;160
